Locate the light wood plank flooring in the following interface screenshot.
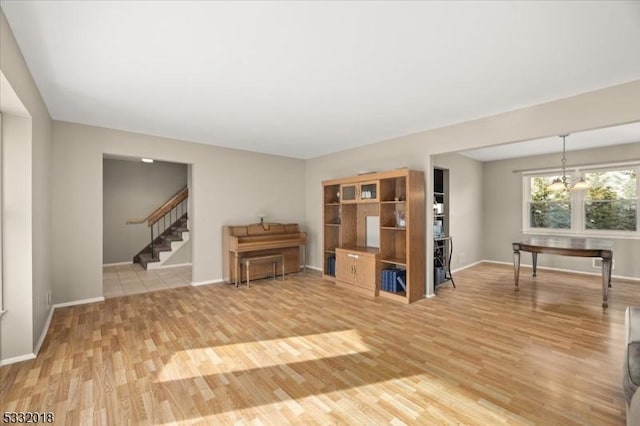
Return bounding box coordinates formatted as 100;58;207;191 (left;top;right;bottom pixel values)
2;263;639;425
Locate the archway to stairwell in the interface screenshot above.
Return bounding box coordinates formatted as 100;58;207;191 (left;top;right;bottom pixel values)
102;154;193;298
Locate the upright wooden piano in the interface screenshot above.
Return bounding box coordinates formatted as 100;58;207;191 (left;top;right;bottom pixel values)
222;223;306;284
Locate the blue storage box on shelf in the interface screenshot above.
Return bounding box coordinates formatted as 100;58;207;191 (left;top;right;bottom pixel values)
326;255;336;276
381;268;406;293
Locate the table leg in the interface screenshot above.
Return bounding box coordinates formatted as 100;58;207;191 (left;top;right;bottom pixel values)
602;258;611;308
447;237;456;288
281;255;285;281
532;252;537;277
608;254;613;288
513;249;521;291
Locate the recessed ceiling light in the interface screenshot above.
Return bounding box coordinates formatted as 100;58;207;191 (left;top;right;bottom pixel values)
141;158;154;163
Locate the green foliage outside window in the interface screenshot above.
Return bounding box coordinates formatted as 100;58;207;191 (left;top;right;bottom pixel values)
585;170;637;231
529;176;571;228
527;170;638;232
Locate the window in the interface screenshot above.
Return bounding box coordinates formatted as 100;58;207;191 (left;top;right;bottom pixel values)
584;169;637;231
528;174;571;229
524;165;640;237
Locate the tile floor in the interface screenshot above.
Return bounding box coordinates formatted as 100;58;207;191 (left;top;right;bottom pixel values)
103;263;191;298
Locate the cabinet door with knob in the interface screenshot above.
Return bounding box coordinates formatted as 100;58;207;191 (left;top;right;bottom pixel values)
335;248;377;296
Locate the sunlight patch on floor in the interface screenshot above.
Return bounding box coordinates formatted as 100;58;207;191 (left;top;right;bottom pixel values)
155;329;368;383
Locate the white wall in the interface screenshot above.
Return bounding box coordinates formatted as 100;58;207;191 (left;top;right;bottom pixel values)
52;121;306;302
162;239;191;266
432;153;484;271
482;141;640;278
0;114;2;354
103;158;188;264
31;103;51;352
1;114;33;360
0;8;53;364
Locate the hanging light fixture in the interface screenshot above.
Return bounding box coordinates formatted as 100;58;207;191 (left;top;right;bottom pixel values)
572;175;589;190
547;134;589;192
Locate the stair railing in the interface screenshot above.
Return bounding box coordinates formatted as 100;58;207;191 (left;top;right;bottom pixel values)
127;186;188;260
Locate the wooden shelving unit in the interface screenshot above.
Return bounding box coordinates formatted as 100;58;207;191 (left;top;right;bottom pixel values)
322;169;425;303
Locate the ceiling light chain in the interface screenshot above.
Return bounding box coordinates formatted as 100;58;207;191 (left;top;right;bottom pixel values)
548;134;589;192
560;134;568;186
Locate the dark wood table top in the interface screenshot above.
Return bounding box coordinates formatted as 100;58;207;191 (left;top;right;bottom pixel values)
513;237;613;258
516;237;613;251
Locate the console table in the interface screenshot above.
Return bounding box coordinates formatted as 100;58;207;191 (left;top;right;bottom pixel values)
512;237;613;307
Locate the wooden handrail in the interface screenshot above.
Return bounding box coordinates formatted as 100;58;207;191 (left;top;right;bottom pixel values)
126;186;188;226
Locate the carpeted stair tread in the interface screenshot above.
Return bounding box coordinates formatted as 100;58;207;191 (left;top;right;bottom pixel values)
133;212;189;269
138;253;159;269
163;234;184;242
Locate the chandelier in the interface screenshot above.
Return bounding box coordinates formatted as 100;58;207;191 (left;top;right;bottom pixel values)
547;134;589;192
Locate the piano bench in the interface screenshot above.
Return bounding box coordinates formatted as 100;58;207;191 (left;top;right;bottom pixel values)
242;254;285;288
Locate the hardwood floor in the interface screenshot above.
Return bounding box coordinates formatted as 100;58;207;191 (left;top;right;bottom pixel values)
2;263;638;425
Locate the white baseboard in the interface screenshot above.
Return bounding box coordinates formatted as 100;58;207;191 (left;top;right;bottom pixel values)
0;353;36;367
481;260;513;267
34;306;55;355
481;260;640;282
102;261;133;266
154;262;192;270
451;260;483;274
2;296;106;367
425;293;436;298
53;296;105;309
191;278;224;287
305;265;323;272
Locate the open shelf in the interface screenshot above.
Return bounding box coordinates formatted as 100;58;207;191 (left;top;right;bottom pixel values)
380;258;407;267
380;202;407;228
379;176;407;202
380;229;406;262
324;184;341;204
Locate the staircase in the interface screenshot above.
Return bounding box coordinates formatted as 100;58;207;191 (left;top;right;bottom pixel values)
134;214;189;269
129;186;190;270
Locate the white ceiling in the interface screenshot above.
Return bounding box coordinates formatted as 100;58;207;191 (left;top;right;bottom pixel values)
2;1;640;159
460;121;640;162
